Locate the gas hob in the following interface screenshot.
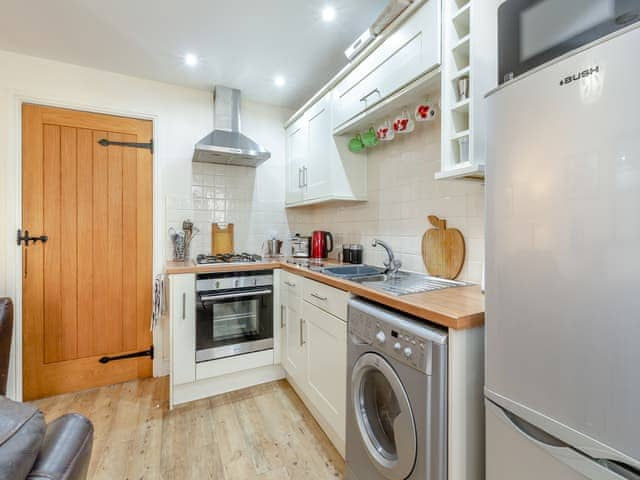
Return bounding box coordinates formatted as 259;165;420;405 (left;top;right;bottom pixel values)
195;253;262;265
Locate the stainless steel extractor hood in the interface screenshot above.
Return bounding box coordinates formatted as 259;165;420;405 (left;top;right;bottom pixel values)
193;86;271;167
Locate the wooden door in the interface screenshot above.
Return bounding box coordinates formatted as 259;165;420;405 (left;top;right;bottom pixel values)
22;104;153;400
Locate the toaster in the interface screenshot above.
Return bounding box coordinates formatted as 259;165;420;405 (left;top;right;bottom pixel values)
290;234;311;258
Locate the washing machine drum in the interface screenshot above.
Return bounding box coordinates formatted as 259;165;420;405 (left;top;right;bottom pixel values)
352;352;417;480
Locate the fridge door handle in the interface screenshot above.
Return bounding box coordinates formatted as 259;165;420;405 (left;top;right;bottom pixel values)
486;400;639;480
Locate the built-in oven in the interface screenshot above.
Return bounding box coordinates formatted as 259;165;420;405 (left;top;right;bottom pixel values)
498;0;640;84
195;270;273;362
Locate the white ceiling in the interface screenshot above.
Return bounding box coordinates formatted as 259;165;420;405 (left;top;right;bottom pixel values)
0;0;388;109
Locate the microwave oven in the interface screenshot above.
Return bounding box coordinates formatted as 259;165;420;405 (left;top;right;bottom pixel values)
498;0;640;84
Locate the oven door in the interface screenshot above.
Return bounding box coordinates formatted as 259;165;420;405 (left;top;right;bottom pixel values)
498;0;640;84
195;287;274;362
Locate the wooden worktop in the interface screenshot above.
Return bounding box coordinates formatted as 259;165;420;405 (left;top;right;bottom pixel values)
165;259;484;330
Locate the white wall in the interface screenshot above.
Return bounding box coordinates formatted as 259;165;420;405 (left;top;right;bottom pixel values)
0;49;288;397
287;120;485;283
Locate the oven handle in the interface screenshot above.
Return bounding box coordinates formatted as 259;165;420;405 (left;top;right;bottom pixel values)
199;289;272;302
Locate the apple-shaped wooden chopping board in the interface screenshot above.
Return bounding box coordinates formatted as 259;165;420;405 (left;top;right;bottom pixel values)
421;215;465;279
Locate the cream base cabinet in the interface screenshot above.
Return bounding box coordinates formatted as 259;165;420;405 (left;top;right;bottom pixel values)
169;273;196;386
280;272;306;388
280;272;348;455
303;300;347;446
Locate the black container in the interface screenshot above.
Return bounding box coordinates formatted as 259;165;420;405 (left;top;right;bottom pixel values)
349;244;363;264
341;245;352;264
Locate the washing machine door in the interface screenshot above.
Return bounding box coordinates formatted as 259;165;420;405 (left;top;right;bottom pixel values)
352;352;417;480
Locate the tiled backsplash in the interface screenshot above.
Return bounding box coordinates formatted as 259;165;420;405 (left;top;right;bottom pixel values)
165;161;289;257
286;121;485;284
188;162;289;254
168;113;484;284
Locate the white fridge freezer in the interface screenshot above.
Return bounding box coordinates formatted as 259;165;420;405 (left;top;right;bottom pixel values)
485;21;640;480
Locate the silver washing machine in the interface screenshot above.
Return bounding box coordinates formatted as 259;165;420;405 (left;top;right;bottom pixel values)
346;297;448;480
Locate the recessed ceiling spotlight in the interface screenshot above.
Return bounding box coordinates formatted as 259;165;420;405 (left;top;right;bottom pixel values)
322;5;336;22
274;75;286;87
184;53;199;67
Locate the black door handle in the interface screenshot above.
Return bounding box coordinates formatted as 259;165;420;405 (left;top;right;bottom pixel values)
17;229;48;246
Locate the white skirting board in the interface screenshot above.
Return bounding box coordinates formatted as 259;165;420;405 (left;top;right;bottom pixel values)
448;326;485;480
170;364;285;409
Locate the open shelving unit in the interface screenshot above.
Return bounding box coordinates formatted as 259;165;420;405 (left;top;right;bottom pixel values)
436;0;496;180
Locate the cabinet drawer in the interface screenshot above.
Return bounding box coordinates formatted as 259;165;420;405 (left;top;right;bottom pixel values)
303;278;349;320
281;271;303;298
333;0;440;128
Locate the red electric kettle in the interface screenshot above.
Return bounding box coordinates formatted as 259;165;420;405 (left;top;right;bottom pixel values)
311;231;334;259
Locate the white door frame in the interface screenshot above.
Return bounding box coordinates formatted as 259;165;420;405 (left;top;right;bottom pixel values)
9;94;163;400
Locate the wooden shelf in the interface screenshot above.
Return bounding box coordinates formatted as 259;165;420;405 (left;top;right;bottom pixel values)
450;129;470;141
451;66;470;81
435;162;484;180
452;2;471;21
452;34;470;53
451;98;470;113
452;3;470;36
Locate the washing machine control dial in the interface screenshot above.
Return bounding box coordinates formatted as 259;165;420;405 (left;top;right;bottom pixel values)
393;342;402;352
375;331;386;344
403;347;413;358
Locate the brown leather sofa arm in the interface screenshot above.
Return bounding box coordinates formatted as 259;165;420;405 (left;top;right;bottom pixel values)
0;297;13;396
27;414;94;480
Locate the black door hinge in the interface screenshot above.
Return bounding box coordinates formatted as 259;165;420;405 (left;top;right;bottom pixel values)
98;138;153;154
99;345;154;364
17;229;48;246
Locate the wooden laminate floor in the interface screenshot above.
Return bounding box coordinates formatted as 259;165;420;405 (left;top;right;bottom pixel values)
32;377;344;480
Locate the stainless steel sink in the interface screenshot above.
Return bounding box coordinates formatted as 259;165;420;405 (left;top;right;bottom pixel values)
351;271;469;296
322;265;386;278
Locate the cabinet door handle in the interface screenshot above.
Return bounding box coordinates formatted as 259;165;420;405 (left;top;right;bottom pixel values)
298;167;303;188
310;292;328;301
303;166;308;187
280;305;286;329
299;318;305;346
182;292;186;320
285;281;296;287
359;88;381;103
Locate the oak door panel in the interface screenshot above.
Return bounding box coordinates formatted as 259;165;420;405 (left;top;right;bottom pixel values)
22;104;153;400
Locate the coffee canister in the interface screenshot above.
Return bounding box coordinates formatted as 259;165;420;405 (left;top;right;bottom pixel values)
341;245;352;264
349;244;363;264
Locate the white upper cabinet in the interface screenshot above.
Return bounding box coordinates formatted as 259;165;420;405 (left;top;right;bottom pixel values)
305;98;332;200
285;91;367;208
332;0;441;130
285;117;306;205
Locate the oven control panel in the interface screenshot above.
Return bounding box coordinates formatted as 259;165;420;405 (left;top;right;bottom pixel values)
196;270;273;292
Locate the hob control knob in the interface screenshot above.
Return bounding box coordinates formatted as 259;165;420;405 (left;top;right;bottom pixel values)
375;331;386;344
393;342;402;352
403;347;413;358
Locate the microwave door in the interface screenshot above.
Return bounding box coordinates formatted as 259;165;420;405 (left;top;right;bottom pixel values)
498;0;640;84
